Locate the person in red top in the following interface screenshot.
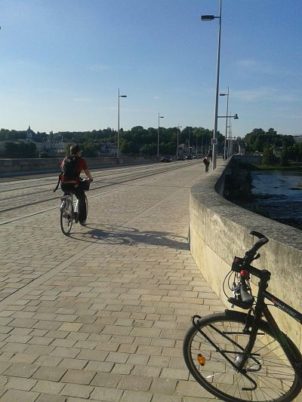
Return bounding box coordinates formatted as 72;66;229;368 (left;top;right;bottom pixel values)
60;144;93;225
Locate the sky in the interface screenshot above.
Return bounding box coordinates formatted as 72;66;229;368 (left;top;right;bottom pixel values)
0;0;301;137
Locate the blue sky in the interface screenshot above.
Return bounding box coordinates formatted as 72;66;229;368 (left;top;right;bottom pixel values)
0;0;301;137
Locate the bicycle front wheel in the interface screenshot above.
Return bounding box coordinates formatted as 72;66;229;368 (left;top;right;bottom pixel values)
183;311;301;402
60;202;73;235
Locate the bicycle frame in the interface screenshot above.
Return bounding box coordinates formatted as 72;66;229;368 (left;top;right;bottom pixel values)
261;292;302;381
237;277;302;382
264;291;302;324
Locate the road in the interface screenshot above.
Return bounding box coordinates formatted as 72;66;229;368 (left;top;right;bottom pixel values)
0;161;222;402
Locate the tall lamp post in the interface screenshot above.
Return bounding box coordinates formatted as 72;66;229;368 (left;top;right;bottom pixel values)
218;111;239;159
176;125;182;160
220;87;229;160
201;0;222;170
157;113;164;160
117;88;127;158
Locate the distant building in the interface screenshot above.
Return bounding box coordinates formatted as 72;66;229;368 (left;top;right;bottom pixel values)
100;142;117;156
26;126;35;141
18;126;65;156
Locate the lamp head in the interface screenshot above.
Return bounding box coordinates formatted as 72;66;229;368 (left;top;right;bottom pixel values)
201;15;216;21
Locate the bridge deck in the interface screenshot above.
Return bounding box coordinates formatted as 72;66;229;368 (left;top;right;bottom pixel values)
0;162;222;402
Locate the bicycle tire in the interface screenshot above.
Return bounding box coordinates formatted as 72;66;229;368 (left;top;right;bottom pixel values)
183;310;302;402
60;199;73;235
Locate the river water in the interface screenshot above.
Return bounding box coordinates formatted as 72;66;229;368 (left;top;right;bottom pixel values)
247;170;302;229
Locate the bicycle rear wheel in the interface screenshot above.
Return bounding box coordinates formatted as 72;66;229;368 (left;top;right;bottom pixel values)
60;199;73;235
183;311;302;402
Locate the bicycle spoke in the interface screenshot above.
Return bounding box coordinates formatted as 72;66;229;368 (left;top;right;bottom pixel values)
183;313;299;402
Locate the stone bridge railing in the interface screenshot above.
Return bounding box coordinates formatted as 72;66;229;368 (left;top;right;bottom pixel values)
189;156;302;350
0;156;154;177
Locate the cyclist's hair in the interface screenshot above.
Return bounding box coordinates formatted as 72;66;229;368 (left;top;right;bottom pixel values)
70;144;80;155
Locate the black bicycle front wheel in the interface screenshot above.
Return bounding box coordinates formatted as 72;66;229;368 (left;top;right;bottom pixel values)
60;201;73;235
183;311;302;402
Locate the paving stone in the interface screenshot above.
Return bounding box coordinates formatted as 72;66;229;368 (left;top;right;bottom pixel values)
35;356;62;367
131;365;161;378
117;375;152;391
36;394;67;402
58;358;87;370
150;377;177;394
32;366;67;382
120;390;152;402
0;389;39;402
90;386;123;401
32;380;65;394
9;353;39;364
0;362;12;375
152;395;182;402
61;368;96;385
106;352;129;364
6;376;37;391
58;323;82;332
50;347;79;359
84;361;113;372
61;383;93;399
91;372;122;388
4;363;38;378
111;363;133;375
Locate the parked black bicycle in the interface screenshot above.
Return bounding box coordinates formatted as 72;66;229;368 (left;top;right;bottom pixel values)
183;231;302;402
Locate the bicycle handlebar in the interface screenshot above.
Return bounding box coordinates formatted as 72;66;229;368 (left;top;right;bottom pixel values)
231;232;271;282
243;231;268;264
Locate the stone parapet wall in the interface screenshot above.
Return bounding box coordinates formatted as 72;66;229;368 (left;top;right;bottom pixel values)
190;157;302;350
0;156;154;176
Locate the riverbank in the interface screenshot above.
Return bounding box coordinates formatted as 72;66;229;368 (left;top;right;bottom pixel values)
253;162;302;171
224;159;302;230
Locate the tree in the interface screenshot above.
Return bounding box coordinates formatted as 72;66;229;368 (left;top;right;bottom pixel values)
262;146;278;165
5;142;37;158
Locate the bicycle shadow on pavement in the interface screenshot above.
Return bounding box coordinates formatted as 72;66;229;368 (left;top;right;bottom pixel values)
70;223;189;251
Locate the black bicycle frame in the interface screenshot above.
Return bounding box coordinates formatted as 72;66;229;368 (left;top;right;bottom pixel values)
264;291;302;324
261;291;302;381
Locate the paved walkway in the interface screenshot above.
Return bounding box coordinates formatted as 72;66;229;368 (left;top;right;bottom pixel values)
0;163;224;402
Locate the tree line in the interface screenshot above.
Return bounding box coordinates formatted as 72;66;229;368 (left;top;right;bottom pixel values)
244;128;302;166
0;126;300;164
0;126;221;158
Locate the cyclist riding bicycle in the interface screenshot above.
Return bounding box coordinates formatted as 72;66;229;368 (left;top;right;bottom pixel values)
60;144;93;225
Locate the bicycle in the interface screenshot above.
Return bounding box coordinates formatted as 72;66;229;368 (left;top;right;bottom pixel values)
183;231;302;402
59;179;90;236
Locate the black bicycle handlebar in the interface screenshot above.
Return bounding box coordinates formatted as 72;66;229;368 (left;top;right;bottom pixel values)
244;231;268;264
231;232;271;282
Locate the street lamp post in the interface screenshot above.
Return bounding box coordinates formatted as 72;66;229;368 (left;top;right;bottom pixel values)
157;113;164;160
201;0;222;170
220;87;229;160
176;125;182;159
217;109;239;159
117;88;127;158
